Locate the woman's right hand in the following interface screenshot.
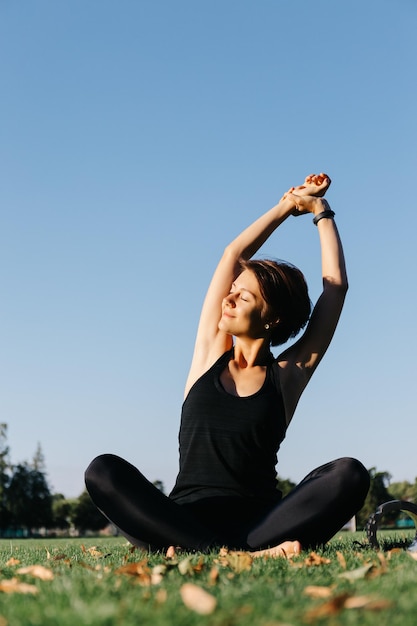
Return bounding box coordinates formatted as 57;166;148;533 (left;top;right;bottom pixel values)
282;173;331;216
281;173;331;204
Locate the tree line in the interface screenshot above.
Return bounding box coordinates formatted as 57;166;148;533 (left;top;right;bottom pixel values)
0;424;107;537
2;422;417;537
275;469;417;530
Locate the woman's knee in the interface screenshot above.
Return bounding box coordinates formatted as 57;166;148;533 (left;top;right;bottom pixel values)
333;457;370;499
85;454;123;492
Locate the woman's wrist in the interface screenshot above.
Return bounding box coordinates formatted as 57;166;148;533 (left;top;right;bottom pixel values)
312;209;335;225
277;194;298;218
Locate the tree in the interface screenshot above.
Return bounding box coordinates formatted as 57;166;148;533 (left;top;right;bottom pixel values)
152;480;165;494
72;491;108;533
32;442;46;472
390;479;417;504
276;475;296;498
0;424;11;532
8;462;53;533
51;494;77;531
356;467;395;528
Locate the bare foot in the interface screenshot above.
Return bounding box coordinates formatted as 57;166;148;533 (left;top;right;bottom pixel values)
251;540;302;559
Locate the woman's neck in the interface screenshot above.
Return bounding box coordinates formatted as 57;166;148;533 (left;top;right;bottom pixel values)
232;338;272;368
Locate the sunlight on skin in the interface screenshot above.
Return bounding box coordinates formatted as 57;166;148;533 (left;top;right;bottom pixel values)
166;540;302;560
250;540;302;559
281;172;331;214
164;174;328;566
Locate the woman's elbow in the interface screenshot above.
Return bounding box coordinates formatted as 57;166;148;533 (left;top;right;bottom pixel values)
323;276;349;296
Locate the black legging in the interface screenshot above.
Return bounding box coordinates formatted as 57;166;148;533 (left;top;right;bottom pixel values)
85;454;370;551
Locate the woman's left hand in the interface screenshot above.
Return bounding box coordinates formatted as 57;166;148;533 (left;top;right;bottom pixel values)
281;173;331;215
293;173;331;197
287;194;332;217
281;173;331;216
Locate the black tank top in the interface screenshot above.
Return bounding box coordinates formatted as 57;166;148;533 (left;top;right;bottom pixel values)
170;349;287;505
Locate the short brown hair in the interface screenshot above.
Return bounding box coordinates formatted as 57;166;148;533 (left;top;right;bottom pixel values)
239;258;311;346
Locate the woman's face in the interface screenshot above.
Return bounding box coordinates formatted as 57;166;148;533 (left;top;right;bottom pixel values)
218;270;269;338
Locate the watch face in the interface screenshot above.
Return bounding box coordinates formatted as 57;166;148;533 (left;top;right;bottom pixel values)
366;500;417;551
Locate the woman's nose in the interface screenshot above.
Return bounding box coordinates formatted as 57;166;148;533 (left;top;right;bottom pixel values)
224;293;236;307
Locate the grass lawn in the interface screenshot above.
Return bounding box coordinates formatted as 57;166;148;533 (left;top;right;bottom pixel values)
1;531;417;625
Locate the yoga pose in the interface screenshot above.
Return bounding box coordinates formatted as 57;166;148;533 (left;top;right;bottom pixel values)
85;173;370;556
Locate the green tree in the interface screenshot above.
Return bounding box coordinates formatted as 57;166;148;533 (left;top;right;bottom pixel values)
276;475;296;498
51;494;77;530
390;479;417;503
8;462;53;533
356;467;394;528
0;424;11;533
32;442;46;472
72;490;108;533
152;480;165;494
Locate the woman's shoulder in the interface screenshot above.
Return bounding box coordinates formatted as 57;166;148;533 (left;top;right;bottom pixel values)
184;343;233;399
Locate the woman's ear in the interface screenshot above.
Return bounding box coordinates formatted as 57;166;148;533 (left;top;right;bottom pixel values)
264;318;280;330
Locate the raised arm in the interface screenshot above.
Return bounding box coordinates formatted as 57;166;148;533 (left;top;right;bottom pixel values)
277;192;348;421
184;175;330;397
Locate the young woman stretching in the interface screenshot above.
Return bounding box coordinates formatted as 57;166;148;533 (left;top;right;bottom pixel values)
85;173;370;557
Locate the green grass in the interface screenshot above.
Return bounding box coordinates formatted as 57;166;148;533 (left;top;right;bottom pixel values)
1;532;417;625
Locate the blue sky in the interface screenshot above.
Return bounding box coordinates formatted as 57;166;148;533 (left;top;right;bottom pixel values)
1;0;416;498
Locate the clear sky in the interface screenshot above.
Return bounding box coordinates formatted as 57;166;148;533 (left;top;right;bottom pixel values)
1;0;416;498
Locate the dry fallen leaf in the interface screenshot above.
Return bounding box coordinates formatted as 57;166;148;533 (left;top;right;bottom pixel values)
178;556;194;576
304;592;350;622
88;548;104;558
208;565;220;585
338;563;374;582
5;558;20;567
217;548;253;573
114;560;152;586
166;546;176;559
0;578;38;595
16;565;54;581
336;551;346;569
193;555;205;573
344;595;392;610
227;551;253;573
151;564;167;585
387;548;403;559
304;552;331;567
304;585;334;598
52;554;69;561
180;583;217;615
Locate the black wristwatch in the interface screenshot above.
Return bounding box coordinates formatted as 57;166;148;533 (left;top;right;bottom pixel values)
366;500;417;551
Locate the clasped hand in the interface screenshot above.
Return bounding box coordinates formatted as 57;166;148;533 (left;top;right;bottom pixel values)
282;173;331;216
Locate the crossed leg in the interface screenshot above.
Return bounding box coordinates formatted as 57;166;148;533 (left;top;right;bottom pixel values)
247;457;370;558
85;455;369;557
85;454;216;551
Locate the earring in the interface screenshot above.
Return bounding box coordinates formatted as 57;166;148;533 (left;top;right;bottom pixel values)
264;323;270;330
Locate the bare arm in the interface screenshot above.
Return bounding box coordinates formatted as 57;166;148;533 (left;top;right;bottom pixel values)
278;195;348;421
183;195;296;396
184;175;331;397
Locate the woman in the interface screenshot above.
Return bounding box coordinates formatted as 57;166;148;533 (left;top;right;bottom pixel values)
85;173;370;557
